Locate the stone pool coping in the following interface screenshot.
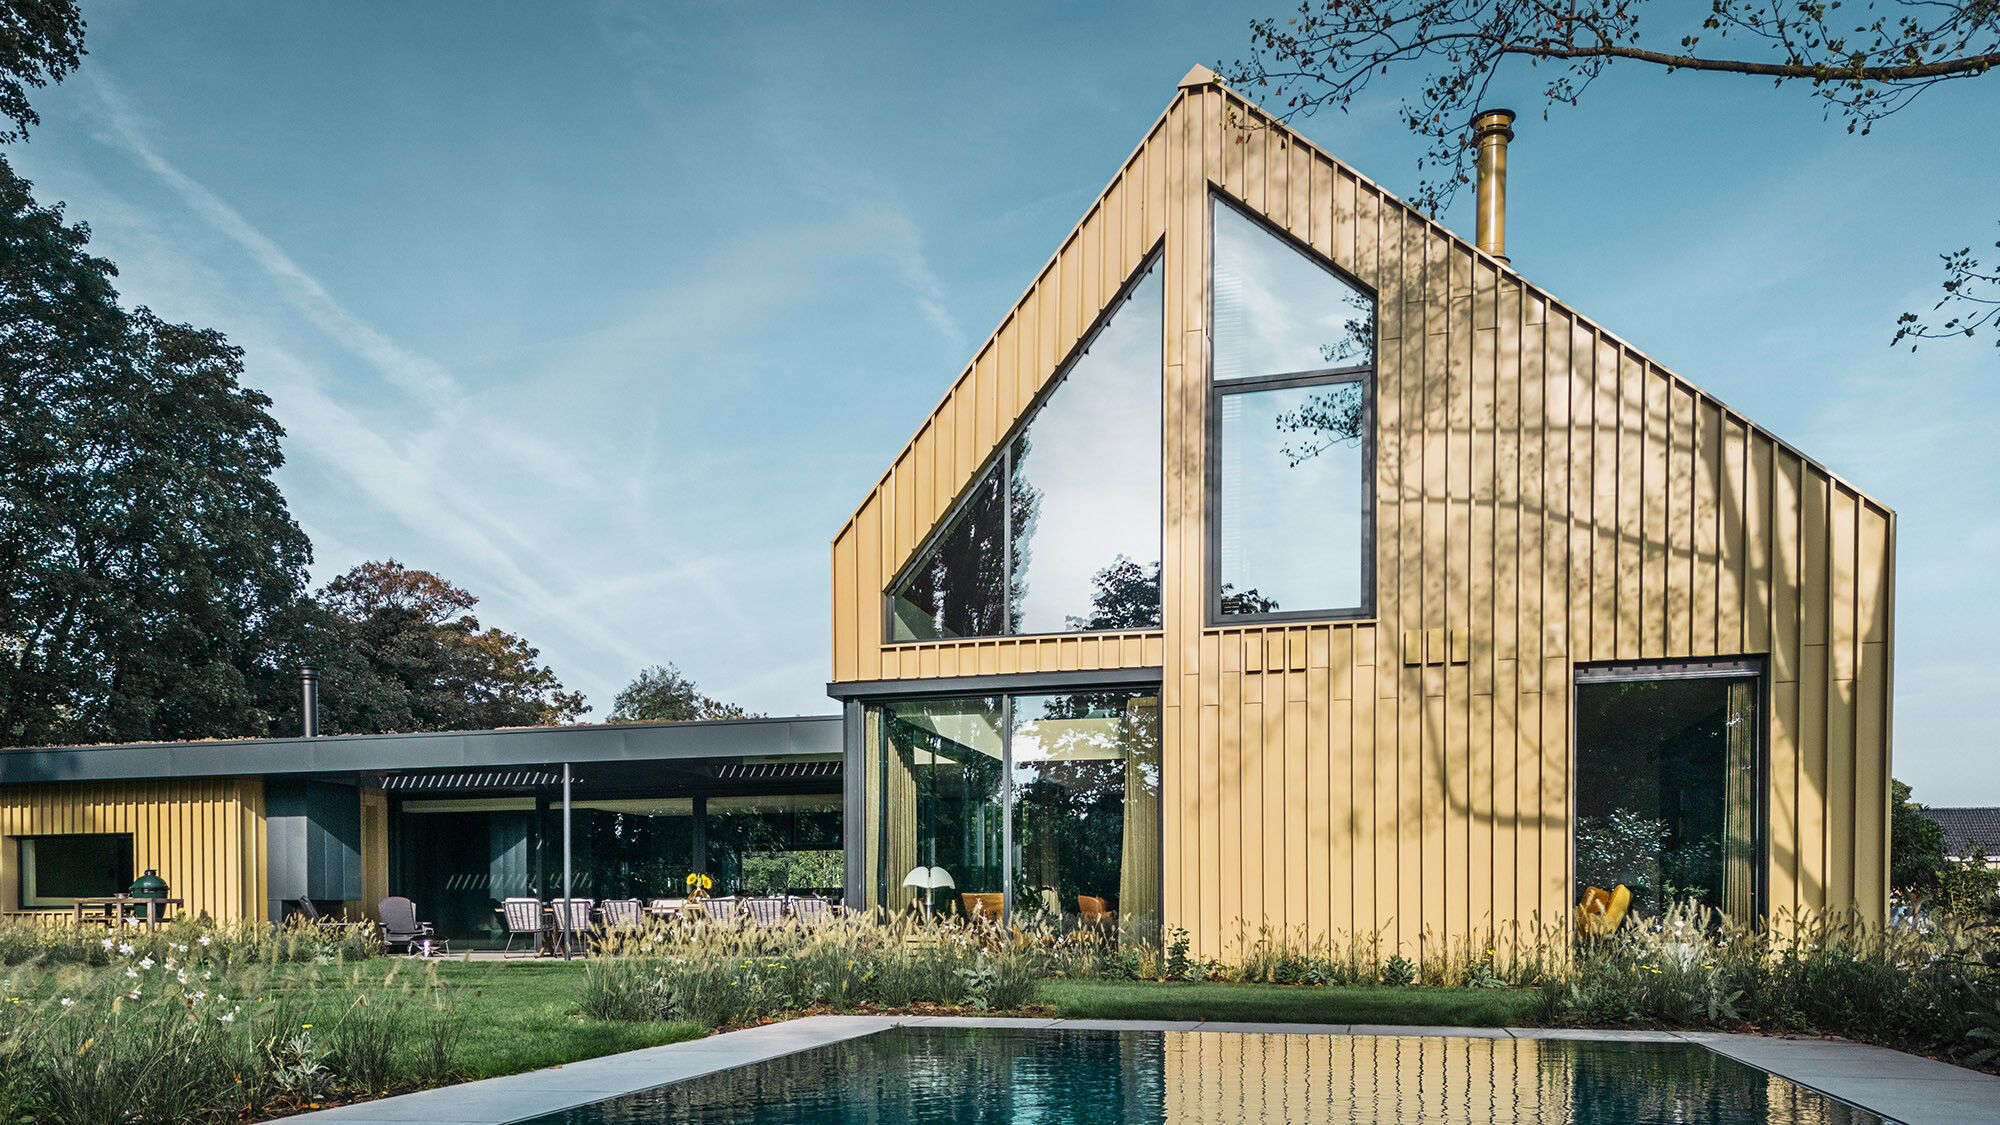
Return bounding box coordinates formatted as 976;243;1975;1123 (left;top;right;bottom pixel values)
284;1016;2000;1125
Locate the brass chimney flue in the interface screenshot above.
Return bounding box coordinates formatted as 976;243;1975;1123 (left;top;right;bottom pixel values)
1471;108;1516;263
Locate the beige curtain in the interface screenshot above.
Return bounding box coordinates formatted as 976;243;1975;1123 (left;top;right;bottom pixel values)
1119;695;1162;946
883;723;918;917
1722;679;1757;926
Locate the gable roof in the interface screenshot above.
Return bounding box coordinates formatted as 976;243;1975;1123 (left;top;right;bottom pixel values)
1921;807;2000;860
829;66;1892;683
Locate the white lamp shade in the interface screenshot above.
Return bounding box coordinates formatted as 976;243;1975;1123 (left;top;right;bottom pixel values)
901;865;955;890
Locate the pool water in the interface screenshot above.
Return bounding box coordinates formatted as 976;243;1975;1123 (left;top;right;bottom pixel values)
521;1028;1896;1125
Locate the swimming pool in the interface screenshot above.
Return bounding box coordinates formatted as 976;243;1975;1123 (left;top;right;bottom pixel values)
517;1027;1897;1124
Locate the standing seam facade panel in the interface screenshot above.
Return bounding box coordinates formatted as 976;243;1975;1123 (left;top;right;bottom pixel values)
829;83;1894;956
0;778;268;923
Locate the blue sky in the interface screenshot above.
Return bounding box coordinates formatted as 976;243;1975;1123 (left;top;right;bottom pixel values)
9;2;1995;802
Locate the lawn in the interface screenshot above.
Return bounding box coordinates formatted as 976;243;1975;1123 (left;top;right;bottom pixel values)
265;958;707;1079
1036;979;1544;1027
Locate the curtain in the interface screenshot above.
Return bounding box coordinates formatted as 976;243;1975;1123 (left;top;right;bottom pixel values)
881;717;919;916
1722;679;1757;926
1119;695;1163;946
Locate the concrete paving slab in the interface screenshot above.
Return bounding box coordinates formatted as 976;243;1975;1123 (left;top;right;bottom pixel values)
1188;1021;1352;1035
1047;1019;1204;1031
1345;1024;1512;1038
1505;1027;1690;1042
896;1015;1063;1028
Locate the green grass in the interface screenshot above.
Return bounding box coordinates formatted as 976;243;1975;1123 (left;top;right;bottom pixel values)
267;959;707;1079
1037;979;1543;1027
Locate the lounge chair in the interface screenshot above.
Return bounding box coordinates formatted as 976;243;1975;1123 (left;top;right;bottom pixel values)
378;896;444;956
500;897;545;957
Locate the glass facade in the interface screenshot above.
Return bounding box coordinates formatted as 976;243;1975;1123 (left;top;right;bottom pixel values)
1574;674;1760;924
889;258;1162;641
388;772;842;946
1211;197;1373;621
871;690;1160;941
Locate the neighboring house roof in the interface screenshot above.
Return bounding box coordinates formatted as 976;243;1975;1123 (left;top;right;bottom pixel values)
0;715;842;785
1920;807;2000;860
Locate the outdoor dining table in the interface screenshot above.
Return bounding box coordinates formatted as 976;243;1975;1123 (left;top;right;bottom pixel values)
71;895;183;931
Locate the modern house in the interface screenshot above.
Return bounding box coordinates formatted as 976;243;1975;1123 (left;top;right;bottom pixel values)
0;717;841;945
827;68;1894;955
0;68;1895;959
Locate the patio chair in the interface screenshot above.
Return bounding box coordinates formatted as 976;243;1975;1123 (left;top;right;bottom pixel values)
648;897;686;914
1077;895;1114;924
697;895;739;922
293;897;369;934
549;898;593;954
378;896;445;956
599;898;643;927
790;896;832;925
501;897;545;957
741;896;788;927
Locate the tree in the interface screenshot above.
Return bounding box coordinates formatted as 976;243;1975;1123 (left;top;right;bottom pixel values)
0;0;84;144
1890;778;1947;899
1227;0;1999;348
607;662;759;723
0;157;316;746
1065;556;1162;631
300;560;586;733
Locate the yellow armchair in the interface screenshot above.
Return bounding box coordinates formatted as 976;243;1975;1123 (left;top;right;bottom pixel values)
1577;884;1633;938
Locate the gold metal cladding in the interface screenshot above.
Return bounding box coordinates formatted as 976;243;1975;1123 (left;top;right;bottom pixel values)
1472;108;1516;263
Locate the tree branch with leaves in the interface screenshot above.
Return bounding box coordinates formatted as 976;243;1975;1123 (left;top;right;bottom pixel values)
1227;0;1999;349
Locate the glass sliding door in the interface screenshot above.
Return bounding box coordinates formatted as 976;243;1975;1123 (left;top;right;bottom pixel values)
878;697;1006;915
872;689;1160;940
1012;692;1161;940
1574;665;1761;925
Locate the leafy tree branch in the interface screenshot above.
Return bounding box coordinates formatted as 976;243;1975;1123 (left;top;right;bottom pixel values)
1227;0;1998;348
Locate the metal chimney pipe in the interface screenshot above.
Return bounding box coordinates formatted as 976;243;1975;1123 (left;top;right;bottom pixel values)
300;667;320;738
1471;108;1516;263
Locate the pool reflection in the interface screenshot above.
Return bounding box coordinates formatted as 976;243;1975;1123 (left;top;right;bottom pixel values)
525;1029;1888;1125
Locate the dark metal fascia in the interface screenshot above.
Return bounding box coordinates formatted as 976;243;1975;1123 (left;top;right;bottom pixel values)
0;715;844;785
825;666;1164;702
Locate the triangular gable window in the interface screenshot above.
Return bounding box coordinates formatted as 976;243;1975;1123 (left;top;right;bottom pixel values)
1211;198;1374;621
890;258;1163;642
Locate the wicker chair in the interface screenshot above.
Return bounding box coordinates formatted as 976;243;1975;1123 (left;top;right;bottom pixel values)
790;897;832;925
599;898;643;927
741;896;788;927
548;898;593;954
501;897;545;957
697;895;739;922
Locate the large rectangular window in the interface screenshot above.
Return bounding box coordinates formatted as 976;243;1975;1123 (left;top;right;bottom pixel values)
1574;663;1762;925
17;833;134;908
1210;197;1373;623
871;690;1160;943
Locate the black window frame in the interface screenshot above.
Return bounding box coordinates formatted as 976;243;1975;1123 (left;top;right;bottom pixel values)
1205;192;1377;628
1569;655;1770;926
882;244;1166;646
15;832;135;909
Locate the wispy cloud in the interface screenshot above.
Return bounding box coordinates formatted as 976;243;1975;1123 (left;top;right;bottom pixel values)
72;71;650;673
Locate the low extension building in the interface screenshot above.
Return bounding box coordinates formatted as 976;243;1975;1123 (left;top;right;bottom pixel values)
0;717;841;945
